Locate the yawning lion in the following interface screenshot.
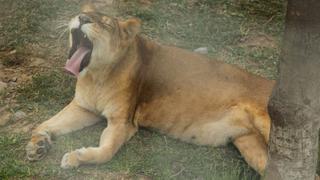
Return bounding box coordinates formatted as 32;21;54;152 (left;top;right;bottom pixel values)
26;5;274;175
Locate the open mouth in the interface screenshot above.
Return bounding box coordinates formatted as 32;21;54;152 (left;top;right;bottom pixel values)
65;29;93;76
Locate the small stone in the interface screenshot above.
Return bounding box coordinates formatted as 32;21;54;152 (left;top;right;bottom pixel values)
0;81;7;93
8;49;16;55
14;110;27;120
170;3;178;6
49;34;56;39
194;47;208;54
0;111;11;126
11;77;17;82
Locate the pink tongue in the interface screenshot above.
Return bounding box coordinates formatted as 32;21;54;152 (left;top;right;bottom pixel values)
65;47;90;76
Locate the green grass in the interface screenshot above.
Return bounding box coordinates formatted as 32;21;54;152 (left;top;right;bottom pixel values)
119;0;284;79
17;71;75;109
0;0;56;48
2;0;312;179
0;134;32;179
0;0;79;49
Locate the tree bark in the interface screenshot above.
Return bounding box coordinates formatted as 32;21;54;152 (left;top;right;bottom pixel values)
264;0;320;180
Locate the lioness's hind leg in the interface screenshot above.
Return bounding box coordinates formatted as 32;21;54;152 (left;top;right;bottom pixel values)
233;133;267;175
26;100;101;161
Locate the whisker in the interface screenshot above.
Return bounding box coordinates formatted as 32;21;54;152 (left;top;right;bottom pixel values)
57;27;69;44
57;26;69;36
55;24;69;30
53;19;70;30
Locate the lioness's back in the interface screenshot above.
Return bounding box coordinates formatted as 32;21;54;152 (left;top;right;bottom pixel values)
139;44;273;109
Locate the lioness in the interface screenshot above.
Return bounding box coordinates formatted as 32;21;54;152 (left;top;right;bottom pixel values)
26;5;274;175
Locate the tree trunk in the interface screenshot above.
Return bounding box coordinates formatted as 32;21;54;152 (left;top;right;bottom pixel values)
264;0;320;180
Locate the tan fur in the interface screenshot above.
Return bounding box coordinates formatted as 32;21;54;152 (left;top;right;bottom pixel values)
26;9;274;175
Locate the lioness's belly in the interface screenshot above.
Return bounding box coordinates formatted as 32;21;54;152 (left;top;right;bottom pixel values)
135;96;249;146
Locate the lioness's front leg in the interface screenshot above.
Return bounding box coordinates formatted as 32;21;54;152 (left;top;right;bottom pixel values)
26;100;101;161
60;118;137;169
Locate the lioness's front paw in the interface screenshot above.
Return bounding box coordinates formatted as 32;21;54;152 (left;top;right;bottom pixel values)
26;132;51;161
60;149;83;169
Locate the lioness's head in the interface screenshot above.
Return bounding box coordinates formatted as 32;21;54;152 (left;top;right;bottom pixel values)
65;5;141;76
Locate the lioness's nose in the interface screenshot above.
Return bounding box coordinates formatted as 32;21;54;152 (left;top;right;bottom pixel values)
79;14;92;25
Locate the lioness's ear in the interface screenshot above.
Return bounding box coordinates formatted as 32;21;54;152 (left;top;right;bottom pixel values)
120;18;141;40
81;2;96;13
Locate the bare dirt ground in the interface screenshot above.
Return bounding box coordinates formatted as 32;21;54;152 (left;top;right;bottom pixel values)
1;0;306;179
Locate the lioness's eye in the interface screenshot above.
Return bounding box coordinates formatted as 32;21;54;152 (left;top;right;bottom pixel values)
102;16;109;22
101;19;114;32
101;16;112;25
